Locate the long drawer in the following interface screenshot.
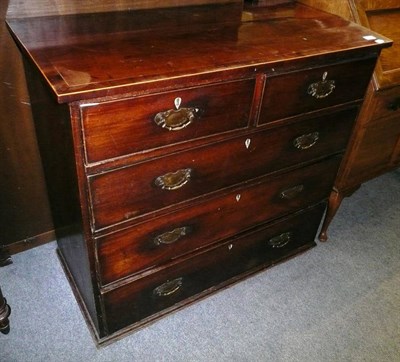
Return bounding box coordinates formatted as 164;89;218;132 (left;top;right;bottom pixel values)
81;79;255;164
259;58;376;124
102;203;325;335
96;156;340;285
89;108;357;230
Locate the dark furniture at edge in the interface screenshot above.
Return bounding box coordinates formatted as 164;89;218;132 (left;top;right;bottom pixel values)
299;0;400;241
0;287;11;334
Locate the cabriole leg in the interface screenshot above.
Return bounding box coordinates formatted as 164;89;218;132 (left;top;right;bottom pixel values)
319;189;343;242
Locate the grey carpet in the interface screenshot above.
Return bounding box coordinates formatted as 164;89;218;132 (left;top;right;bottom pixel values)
1;169;399;362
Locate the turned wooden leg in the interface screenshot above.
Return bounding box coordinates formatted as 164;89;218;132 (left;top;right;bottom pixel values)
0;247;13;267
319;185;362;242
0;287;11;334
319;189;343;242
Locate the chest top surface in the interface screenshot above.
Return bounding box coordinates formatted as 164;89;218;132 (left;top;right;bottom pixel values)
6;2;391;103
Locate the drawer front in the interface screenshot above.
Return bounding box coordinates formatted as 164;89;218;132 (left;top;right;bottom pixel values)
345;115;400;186
102;203;325;334
89;108;356;230
370;87;400;121
259;58;376;124
97;157;340;285
81;79;255;164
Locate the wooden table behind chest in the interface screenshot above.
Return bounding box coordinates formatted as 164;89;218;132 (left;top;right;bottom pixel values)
6;1;390;344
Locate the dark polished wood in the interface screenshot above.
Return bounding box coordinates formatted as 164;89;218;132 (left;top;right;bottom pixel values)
6;1;390;344
6;3;389;103
81;79;255;164
103;204;325;335
259;59;376;124
97;158;340;285
89;109;356;231
0;287;11;334
299;0;400;241
0;0;54;255
6;0;240;18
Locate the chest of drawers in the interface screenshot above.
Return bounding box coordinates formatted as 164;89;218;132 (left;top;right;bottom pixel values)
7;1;390;344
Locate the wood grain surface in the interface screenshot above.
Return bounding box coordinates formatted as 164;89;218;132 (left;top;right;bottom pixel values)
6;0;239;18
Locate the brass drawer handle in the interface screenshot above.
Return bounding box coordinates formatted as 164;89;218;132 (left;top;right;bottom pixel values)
307;71;336;99
267;232;293;248
153;278;183;297
154;168;192;190
293;132;319;150
154;97;199;131
280;184;304;199
154;226;191;246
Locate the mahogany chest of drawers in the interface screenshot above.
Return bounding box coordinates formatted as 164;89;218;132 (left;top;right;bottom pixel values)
6;1;390;344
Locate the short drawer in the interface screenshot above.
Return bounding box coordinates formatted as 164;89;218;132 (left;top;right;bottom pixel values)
102;203;325;334
89;108;356;230
81;79;255;164
96;157;340;285
259;58;376;124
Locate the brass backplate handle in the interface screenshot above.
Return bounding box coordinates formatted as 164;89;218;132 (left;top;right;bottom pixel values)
154;168;192;191
154;226;191;246
280;184;304;199
153;278;183;297
307;71;336;99
293;132;319;150
267;232;293;248
154;107;199;131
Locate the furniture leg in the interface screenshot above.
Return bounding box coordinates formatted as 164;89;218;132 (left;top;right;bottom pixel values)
0;247;13;267
319;189;343;242
0;287;11;334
